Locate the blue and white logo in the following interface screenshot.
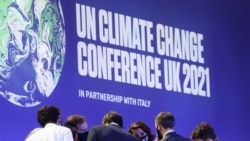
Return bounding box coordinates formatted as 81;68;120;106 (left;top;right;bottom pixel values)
0;0;66;107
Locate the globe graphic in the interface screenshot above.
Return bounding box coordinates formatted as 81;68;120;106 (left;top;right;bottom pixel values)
0;0;65;107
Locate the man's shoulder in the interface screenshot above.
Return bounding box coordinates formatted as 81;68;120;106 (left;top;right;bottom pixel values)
91;125;106;129
45;123;71;132
165;132;191;141
126;133;140;141
89;125;107;132
88;125;139;141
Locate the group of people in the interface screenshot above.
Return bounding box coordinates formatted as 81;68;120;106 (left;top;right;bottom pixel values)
25;105;220;141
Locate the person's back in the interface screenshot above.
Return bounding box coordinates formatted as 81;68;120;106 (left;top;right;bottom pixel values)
87;111;139;141
26;123;73;141
88;124;139;141
163;132;191;141
25;106;73;141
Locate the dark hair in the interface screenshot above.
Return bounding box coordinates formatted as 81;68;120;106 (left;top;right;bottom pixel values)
37;106;61;127
67;126;78;139
155;112;175;129
65;114;86;127
102;111;123;127
129;121;155;141
191;122;216;140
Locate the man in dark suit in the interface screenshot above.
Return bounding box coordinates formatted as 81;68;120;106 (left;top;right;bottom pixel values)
155;112;191;141
86;111;139;141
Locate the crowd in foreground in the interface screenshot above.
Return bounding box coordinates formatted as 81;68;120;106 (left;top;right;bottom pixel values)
25;105;221;141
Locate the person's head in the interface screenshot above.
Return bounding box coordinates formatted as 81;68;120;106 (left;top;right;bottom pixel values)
155;112;175;139
102;111;123;128
37;106;61;127
65;114;88;133
191;122;216;141
65;114;89;141
129;121;155;141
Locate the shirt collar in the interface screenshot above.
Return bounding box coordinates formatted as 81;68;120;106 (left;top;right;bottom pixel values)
110;122;119;126
163;129;174;137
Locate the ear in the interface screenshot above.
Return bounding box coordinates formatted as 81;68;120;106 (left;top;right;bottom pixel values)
56;117;62;125
154;123;158;128
155;123;160;130
102;121;108;126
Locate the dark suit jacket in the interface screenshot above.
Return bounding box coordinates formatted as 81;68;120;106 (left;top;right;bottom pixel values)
161;132;191;141
86;124;139;141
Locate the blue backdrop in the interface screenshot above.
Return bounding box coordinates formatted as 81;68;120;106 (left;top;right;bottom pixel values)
0;0;249;140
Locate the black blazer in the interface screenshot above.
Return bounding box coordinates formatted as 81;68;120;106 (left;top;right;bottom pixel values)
86;124;139;141
161;132;191;141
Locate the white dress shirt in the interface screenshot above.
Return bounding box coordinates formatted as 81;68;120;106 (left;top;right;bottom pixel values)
25;123;73;141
